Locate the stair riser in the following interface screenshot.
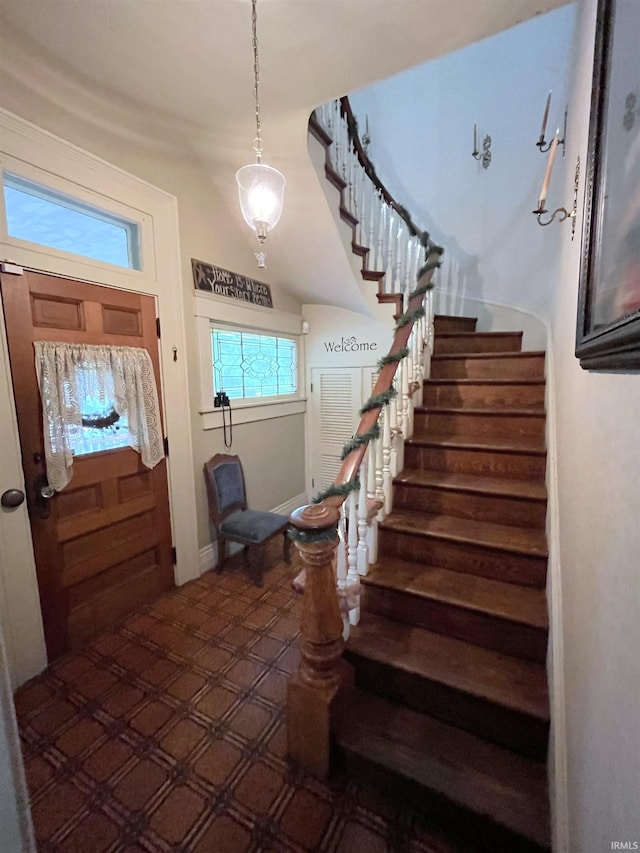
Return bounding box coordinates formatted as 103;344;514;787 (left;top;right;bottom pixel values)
340;751;550;851
423;382;545;410
431;356;545;380
415;411;546;439
434;317;477;334
434;334;523;355
362;585;547;664
378;530;547;588
404;444;547;481
345;653;549;761
393;484;547;529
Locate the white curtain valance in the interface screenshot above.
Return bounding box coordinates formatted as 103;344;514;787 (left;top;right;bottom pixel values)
34;341;165;491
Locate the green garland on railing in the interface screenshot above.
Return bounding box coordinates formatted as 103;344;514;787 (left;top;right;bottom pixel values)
376;347;410;370
394;306;426;331
287;526;339;545
408;280;435;302
341;425;380;460
360;387;397;414
311;477;361;505
416;258;442;279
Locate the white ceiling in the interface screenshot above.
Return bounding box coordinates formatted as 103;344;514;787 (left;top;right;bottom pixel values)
0;0;570;309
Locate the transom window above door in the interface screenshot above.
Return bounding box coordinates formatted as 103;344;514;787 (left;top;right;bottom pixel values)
2;172;141;270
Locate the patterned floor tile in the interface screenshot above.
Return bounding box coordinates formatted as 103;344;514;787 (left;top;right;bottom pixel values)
14;542;472;852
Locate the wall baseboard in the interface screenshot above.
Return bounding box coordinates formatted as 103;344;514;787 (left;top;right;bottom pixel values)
198;492;307;576
545;331;570;853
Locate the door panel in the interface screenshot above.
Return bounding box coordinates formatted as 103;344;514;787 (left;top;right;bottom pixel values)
0;269;174;661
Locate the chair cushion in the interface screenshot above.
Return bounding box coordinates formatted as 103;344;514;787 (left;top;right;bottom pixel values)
220;510;289;544
213;461;245;513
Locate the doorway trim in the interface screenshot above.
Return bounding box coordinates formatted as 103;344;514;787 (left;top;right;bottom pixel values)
0;108;199;687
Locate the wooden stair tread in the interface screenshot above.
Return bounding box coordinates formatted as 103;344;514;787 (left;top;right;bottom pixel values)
380;509;548;557
416;405;546;417
348;614;549;721
436;331;523;339
365;557;548;628
407;432;546;454
435;314;478;322
395;469;547;501
432;351;545;361
425;378;545;386
336;690;550;847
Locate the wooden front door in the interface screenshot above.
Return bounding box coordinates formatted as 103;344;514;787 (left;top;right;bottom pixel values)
0;270;175;661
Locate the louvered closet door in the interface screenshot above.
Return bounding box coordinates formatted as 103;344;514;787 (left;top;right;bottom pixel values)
310;368;361;496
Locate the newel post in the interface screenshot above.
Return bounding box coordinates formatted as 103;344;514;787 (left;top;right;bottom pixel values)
287;504;354;778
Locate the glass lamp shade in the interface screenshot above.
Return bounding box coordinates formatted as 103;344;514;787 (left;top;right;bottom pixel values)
236;162;286;243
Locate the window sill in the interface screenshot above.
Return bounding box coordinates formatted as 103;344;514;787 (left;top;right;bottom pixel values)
200;398;306;430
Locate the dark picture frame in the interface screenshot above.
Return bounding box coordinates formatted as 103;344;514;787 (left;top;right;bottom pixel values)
576;0;640;370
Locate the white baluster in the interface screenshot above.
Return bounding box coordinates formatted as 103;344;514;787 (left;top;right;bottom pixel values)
375;426;385;522
406;235;415;293
376;203;387;273
357;459;369;576
389;378;399;477
336;502;350;641
354;163;364;240
347;489;360;625
392;221;401;294
366;439;379;563
341;118;349;182
394;222;407;294
382;403;393;515
400;355;410;438
348;150;358;219
414;315;425;406
385;210;396;289
367;192;378;267
357;172;370;248
405;341;415;439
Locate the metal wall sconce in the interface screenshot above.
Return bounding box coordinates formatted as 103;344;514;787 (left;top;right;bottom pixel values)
532;156;580;240
536;91;568;156
472;124;492;169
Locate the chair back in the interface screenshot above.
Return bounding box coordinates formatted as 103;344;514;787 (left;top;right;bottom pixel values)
204;453;248;532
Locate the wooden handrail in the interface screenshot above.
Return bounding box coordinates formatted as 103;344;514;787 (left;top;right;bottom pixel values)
323;255;438;507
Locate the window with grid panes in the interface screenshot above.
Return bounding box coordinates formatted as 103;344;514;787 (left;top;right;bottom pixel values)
211;328;297;401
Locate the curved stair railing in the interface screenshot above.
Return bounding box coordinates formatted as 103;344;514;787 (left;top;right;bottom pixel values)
309;97;442;314
287;98;444;776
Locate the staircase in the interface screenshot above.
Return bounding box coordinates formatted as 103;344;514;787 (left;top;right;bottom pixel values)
335;314;550;851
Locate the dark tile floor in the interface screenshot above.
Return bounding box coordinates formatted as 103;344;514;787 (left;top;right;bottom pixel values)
15;543;469;852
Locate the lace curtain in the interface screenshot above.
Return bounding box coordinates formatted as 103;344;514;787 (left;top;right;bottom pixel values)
34;341;165;491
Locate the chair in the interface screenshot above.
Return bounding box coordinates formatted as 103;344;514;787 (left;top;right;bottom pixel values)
204;453;291;586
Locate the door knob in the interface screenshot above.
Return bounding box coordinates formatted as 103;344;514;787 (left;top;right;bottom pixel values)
1;488;25;509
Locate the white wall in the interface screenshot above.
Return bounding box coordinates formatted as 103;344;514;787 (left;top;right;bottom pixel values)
551;0;640;849
0;620;35;851
349;4;577;329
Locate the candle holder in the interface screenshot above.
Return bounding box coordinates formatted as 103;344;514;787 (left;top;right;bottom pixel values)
472;134;492;169
537;107;568;155
532;156;580;240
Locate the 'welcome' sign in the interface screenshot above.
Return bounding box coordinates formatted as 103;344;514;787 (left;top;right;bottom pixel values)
192;259;273;308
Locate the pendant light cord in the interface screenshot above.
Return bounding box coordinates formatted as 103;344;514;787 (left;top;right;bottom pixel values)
251;0;263;163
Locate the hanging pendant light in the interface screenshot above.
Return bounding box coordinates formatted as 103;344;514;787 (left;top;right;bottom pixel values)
236;0;285;250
